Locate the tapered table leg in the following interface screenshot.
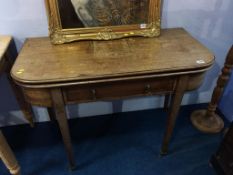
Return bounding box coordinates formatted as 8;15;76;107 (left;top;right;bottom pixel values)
161;76;188;154
51;88;76;170
164;94;171;111
0;131;21;175
47;107;56;121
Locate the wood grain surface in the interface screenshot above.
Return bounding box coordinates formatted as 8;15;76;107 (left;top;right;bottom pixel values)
11;28;214;85
9;28;215;168
0;131;21;175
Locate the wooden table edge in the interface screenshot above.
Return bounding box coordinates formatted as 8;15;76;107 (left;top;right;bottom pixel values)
11;61;214;88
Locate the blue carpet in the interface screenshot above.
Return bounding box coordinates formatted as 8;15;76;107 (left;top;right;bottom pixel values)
0;104;224;175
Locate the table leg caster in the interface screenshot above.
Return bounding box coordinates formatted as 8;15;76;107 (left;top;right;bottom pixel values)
68;164;77;171
160;147;168;156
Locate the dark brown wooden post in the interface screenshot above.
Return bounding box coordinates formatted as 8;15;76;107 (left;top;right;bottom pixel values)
164;94;171;111
161;75;188;154
51;88;76;169
191;45;233;133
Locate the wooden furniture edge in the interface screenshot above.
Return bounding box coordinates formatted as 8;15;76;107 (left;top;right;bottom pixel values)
10;28;215;85
17;72;206;108
11;65;213;89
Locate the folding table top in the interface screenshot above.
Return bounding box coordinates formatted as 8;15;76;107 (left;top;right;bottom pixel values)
11;28;214;86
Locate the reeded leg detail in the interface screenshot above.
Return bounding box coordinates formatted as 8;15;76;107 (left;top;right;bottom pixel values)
0;131;21;175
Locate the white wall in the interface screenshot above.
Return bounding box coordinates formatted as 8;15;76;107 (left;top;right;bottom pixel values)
0;0;233;126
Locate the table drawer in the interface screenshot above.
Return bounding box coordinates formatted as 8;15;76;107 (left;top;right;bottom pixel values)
63;77;176;104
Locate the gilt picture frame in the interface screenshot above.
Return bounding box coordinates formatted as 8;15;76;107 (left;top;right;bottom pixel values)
45;0;161;44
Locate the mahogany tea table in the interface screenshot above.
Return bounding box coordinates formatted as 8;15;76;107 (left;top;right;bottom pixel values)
11;28;214;169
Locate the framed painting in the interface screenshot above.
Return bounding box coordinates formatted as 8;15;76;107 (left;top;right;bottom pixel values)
45;0;162;44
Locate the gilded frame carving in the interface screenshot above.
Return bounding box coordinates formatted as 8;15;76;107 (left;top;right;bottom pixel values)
45;0;161;44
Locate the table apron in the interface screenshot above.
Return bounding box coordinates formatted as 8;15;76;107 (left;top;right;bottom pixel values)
21;73;205;107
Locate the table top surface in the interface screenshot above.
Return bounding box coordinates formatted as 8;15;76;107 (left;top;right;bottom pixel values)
0;35;11;62
11;28;214;85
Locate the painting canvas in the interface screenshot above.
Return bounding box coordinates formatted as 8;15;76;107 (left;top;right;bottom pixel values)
45;0;161;44
58;0;149;28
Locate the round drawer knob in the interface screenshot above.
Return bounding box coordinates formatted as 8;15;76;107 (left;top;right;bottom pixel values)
145;84;152;95
91;89;97;100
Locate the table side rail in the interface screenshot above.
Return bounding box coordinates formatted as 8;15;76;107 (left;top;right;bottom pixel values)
21;73;205;107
